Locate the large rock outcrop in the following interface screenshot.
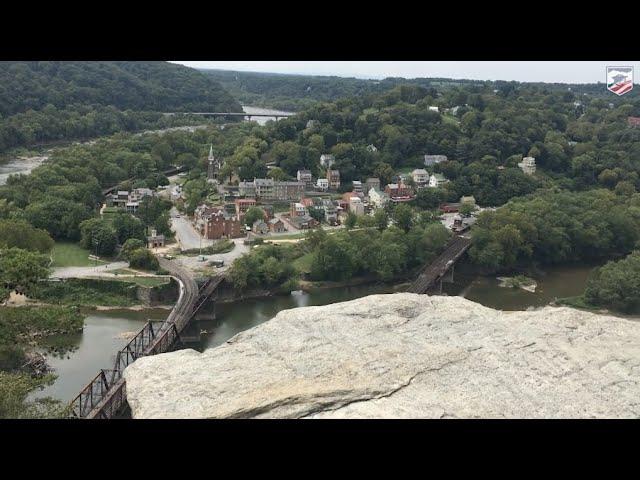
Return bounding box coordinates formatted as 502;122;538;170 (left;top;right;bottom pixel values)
124;293;640;418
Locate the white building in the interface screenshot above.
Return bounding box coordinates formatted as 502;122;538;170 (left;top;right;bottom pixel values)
291;202;307;217
349;197;365;216
424;155;448;166
411;169;429;186
352;180;363;193
320;154;335;169
297;169;313;187
429;173;449;188
517;156;536;175
428;106;439;112
316;178;329;191
368;187;389;209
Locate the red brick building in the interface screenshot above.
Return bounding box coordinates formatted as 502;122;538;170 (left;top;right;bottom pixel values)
199;208;244;240
235;198;257;218
628;117;640;128
385;183;414;202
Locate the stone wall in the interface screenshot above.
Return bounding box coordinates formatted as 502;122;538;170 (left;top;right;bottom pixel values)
136;278;179;306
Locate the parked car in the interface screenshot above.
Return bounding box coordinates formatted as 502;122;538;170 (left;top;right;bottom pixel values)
209;260;224;268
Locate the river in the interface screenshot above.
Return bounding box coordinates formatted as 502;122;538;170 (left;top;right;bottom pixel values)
31;263;598;404
0;106;293;184
30;308;169;402
0;154;50;185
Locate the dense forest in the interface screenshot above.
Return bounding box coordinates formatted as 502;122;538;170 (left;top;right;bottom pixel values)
0;62;241;154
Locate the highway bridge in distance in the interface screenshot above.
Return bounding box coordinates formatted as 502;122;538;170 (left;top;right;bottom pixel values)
162;112;295;120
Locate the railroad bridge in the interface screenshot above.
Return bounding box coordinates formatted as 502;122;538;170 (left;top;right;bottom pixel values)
406;235;472;294
162;111;295;121
69;259;224;419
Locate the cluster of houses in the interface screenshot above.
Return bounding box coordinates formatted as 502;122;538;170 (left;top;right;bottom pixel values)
105;188;154;214
193;199;288;240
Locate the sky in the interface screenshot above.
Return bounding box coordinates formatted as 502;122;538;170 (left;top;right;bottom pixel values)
172;61;638;84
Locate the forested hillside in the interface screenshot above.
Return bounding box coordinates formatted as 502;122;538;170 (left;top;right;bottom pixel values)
202;69;383;111
203;68;636;112
0;62;241;153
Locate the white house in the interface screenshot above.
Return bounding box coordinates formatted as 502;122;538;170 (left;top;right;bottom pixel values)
517;156;536;175
320;154;335;168
368;187;389;208
428;106;439;112
349;197;365;216
429;173;449;188
316;178;329;191
424;155;448;166
411;169;429;186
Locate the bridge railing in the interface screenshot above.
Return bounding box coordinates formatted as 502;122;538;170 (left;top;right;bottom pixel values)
69;321;163;418
70;369;118;418
69;266;222;418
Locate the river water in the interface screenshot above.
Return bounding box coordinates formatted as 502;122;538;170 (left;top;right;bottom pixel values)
30;308;169;402
0;154;50;185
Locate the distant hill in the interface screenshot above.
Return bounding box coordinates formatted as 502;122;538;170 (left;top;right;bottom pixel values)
202;69;392;111
0;62;242;153
0;61;241;116
203;68;634;111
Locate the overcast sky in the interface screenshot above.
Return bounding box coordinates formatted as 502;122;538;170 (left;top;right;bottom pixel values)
173;61;638;84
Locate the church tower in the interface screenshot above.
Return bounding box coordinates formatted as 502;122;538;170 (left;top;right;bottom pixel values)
207;145;216;182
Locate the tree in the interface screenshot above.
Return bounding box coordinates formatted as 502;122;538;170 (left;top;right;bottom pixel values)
0;247;50;297
310;237;354;281
266;167;288;181
459;202;475;216
373;209;389;231
414;188;446;210
79;218;118;256
120;238;145;260
392;204;414;232
584;251;640;313
111;213;146;245
127;248;159;271
243;207;265;227
373;162;395;186
24;198;91;240
308;206;325;223
345;212;357;229
0;219;54;253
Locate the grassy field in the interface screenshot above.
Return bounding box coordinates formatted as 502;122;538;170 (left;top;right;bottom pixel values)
292;252;314;274
50;242;106;268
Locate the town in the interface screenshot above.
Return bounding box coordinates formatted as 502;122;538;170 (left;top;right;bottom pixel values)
2;60;639;422
109;145;519;267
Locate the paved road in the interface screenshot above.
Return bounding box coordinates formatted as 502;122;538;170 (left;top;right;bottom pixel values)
170;207;214;251
175;237;250;273
52;261;129;279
